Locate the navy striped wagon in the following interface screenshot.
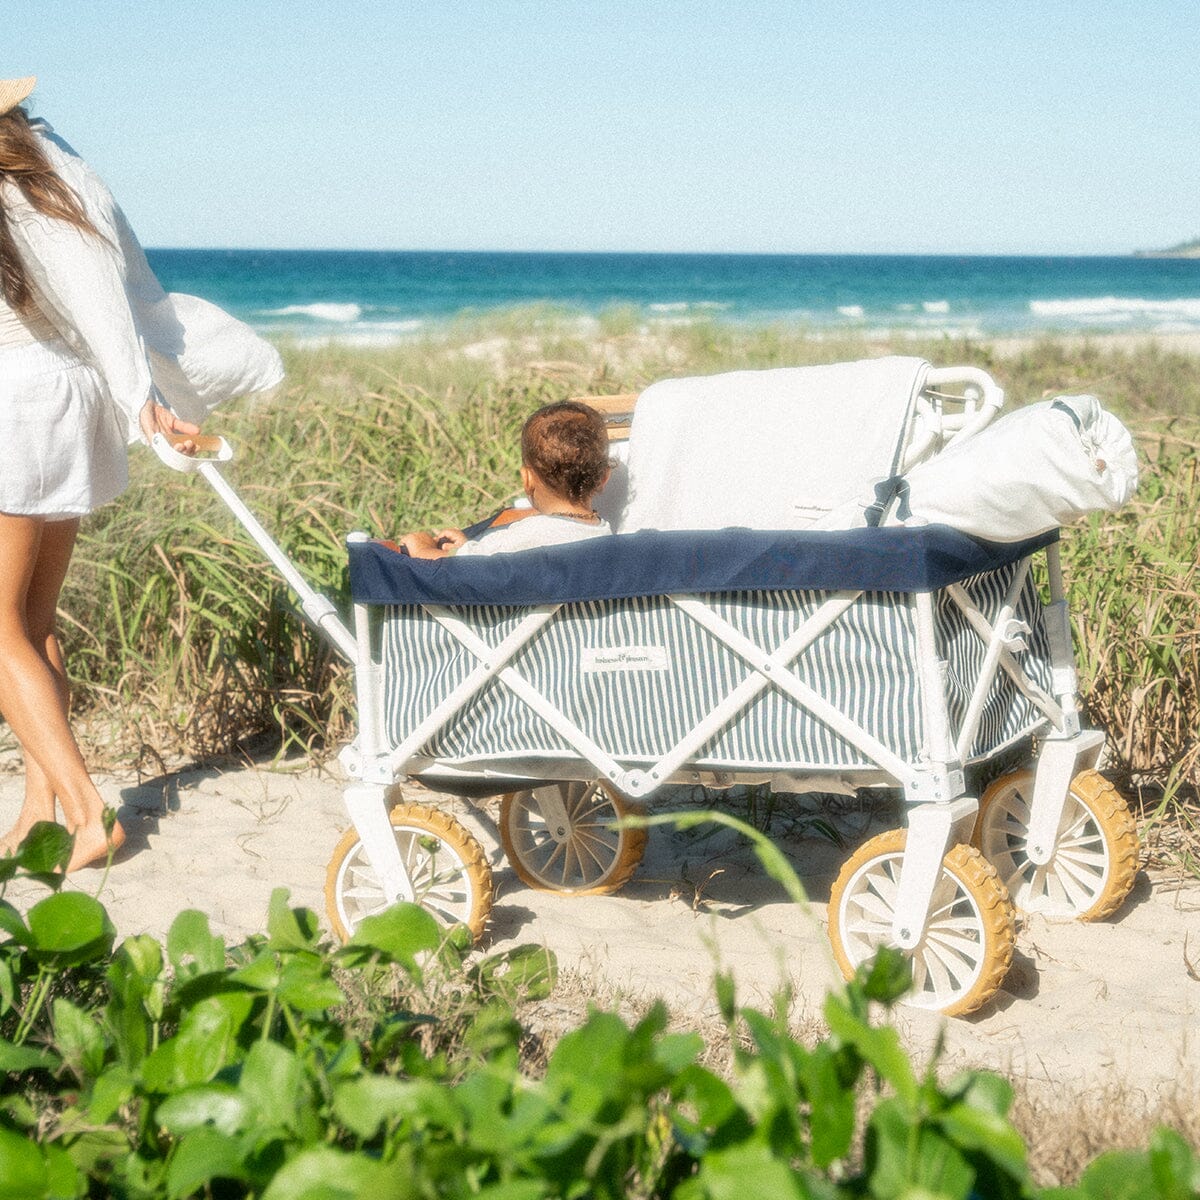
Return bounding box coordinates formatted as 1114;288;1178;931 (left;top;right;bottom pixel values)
158;357;1141;1017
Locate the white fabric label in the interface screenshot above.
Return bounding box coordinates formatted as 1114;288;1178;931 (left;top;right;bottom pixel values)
581;645;671;673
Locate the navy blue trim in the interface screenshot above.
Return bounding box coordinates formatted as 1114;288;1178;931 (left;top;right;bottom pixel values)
348;526;1058;607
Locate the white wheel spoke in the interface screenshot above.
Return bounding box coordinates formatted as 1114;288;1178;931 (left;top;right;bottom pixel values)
847;887;897;924
925;927;984;962
1052;855;1102;908
918;942;956;1000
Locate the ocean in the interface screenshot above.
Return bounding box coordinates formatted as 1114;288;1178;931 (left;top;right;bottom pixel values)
143;249;1200;346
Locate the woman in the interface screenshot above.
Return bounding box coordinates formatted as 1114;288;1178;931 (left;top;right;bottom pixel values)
0;76;283;869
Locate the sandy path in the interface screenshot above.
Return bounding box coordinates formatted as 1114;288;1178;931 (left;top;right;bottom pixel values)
2;764;1195;1106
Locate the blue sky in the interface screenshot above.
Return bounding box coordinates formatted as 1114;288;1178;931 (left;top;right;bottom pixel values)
15;2;1200;254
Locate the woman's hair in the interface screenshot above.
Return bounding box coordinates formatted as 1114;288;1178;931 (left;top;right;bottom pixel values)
0;106;98;311
521;401;611;505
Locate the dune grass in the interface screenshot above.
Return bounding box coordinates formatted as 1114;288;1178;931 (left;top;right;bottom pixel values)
19;316;1197;870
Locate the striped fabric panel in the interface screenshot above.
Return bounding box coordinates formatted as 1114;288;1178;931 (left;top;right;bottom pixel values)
380;564;1057;775
935;563;1055;761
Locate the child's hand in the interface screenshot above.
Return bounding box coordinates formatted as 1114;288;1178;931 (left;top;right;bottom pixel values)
399;531;451;559
433;528;467;550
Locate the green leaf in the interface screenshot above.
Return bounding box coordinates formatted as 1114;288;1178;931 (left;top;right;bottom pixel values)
688;1140;814;1199
469;943;557;1003
87;1065;137;1124
142;992;254;1090
266;888;323;952
1149;1127;1200;1198
945;1070;1013;1119
332;1075;420;1140
165;1128;248;1200
670;1064;741;1151
239;1040;317;1137
114;932;166;988
259;1145;408;1200
166;909;227;978
714;970;737;1026
228;948;282;992
473;1183;550;1200
937;1100;1026;1180
340;902;442;974
0;1127;53;1200
797;1043;857;1168
858;947;913;1006
277;954;345;1012
1074;1149;1158;1199
0;1037;57;1073
105;936;166;1070
53;998;107;1082
58;1125;129;1180
26;892;116;966
158;1084;251;1136
655;1030;703;1074
16;821;73;879
865;1099;975;1200
824;993;918;1109
0;900;29;943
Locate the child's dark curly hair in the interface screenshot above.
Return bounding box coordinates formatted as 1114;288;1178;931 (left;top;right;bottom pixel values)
521;401;611;505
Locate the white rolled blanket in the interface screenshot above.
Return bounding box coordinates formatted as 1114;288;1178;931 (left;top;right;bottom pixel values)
893;395;1138;541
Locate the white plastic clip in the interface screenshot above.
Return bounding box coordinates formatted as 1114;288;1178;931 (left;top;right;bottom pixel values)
1000;618;1030;653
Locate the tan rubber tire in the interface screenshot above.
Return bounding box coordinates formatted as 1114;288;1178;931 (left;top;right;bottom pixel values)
973;768;1139;922
325;802;494;942
499;780;647;895
828;828;1015;1017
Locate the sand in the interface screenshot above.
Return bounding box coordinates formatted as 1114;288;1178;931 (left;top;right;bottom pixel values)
2;762;1195;1108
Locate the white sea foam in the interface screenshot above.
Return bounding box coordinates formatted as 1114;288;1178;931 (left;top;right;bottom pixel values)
264;302;363;322
922;300;950;314
837;304;865;318
649;302;690;313
1030;296;1200;321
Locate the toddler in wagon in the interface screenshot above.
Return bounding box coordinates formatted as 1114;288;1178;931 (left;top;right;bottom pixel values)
399;400;613;559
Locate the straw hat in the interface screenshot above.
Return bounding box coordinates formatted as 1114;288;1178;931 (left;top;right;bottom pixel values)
0;76;36;117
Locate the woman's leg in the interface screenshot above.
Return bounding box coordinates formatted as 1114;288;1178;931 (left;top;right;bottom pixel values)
7;517;78;845
0;513;123;869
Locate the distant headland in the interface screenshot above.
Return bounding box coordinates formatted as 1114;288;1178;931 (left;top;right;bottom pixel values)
1134;237;1200;258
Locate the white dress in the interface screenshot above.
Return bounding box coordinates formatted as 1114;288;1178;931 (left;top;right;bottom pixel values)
0;120;283;518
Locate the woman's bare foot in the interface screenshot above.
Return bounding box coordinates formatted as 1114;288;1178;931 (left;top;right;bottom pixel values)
66;818;126;872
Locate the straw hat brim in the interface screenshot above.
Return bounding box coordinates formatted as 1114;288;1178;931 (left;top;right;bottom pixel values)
0;76;36;117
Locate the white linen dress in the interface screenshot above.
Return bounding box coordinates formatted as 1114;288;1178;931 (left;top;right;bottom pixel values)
0;120;283;518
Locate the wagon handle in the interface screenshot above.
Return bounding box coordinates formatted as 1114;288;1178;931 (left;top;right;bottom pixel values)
148;430;357;662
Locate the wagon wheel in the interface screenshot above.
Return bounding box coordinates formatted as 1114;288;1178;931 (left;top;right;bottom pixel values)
828;828;1015;1017
973;768;1139;922
325;802;494;942
499;780;647;895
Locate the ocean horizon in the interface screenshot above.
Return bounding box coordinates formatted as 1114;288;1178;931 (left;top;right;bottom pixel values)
143;248;1200;346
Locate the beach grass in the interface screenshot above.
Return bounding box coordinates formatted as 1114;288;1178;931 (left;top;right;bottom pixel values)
20;316;1199;872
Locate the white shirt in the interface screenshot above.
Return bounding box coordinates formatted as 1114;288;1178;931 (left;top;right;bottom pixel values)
2;120;282;438
455;513;612;557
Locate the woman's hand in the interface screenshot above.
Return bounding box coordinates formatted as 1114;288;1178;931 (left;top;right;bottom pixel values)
139;397;201;453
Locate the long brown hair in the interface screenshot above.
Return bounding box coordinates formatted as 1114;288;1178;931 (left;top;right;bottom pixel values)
0;105;98;311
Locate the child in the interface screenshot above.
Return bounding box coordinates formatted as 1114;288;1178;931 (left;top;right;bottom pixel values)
399;401;613;559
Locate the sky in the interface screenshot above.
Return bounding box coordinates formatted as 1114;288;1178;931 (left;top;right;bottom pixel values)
14;1;1200;255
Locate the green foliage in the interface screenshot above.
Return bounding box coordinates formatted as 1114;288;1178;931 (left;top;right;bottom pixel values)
2;836;1193;1198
